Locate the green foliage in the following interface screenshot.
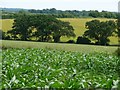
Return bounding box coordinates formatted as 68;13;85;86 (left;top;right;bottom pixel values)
1;18;118;45
89;10;117;18
30;15;57;42
2;8;118;19
76;36;91;44
0;30;2;39
2;9;29;19
28;9;118;19
2;48;119;89
51;21;76;42
66;40;75;44
0;30;11;40
2;13;16;19
12;13;31;41
89;10;100;18
8;14;75;42
84;20;117;45
116;48;120;77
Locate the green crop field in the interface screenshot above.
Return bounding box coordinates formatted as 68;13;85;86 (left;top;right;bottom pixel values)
1;18;118;45
2;48;119;89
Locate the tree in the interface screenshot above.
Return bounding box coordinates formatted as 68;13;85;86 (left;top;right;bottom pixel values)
7;29;19;40
0;30;11;40
30;15;57;42
9;14;75;42
12;13;31;41
83;20;117;45
50;20;76;42
76;36;91;44
0;30;2;39
89;10;100;18
66;40;75;44
32;15;75;42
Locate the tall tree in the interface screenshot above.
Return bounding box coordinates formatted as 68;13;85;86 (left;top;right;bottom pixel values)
12;13;31;41
50;20;76;42
31;15;57;42
9;14;75;42
31;15;75;42
84;20;117;45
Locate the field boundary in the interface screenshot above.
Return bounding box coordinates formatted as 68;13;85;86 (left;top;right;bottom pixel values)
1;40;118;54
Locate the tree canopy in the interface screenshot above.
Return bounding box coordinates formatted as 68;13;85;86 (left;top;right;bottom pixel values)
8;14;75;42
83;20;117;45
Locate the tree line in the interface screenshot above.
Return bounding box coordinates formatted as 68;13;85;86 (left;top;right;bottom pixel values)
1;13;118;46
2;8;118;19
28;8;118;19
1;13;75;43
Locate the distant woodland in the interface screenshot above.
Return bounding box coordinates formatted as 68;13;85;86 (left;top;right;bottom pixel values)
1;8;118;19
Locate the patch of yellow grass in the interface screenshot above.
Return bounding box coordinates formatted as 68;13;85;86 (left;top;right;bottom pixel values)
1;19;14;32
109;36;119;45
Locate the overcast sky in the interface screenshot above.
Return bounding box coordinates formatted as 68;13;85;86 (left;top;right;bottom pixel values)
1;0;120;12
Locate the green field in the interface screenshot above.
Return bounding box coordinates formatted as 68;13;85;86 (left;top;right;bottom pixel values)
0;48;1;89
1;40;118;54
1;18;118;45
2;48;119;89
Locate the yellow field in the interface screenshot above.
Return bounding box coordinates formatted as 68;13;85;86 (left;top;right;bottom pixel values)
1;19;14;32
1;18;118;45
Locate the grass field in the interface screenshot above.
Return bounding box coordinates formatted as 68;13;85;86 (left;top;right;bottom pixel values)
1;40;118;54
1;18;118;45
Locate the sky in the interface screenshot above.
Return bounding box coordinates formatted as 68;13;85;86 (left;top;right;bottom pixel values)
1;0;120;12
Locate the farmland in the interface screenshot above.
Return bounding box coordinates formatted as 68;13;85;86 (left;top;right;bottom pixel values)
1;39;119;89
1;18;118;45
1;17;120;89
2;48;119;89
